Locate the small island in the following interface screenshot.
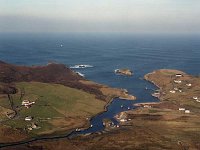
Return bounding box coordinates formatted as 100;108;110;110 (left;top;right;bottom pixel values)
114;68;133;76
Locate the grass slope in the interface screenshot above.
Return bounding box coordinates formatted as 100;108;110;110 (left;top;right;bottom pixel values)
0;82;106;137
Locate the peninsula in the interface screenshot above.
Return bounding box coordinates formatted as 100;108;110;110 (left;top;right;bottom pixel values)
1;68;200;150
0;61;135;144
68;69;200;150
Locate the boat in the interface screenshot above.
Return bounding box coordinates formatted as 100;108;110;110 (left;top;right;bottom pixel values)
70;64;93;69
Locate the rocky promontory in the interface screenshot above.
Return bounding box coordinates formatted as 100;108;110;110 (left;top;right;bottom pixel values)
114;68;133;76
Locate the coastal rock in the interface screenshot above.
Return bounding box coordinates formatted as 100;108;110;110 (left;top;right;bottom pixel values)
114;68;133;76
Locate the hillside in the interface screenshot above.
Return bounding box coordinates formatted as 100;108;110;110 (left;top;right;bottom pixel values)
0;61;135;145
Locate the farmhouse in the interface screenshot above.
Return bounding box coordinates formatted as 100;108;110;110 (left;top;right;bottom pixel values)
185;110;190;114
170;90;176;94
186;83;192;87
178;108;185;111
21;100;35;108
174;80;182;84
25;116;33;121
175;74;183;77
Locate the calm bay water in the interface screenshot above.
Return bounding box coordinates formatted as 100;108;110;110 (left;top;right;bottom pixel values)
0;33;200;135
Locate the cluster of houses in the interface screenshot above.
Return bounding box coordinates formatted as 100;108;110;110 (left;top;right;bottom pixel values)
21;100;35;108
151;73;199;114
143;105;152;108
115;112;131;124
178;108;190;114
172;73;200;113
24;115;40;130
27;122;40;131
21;99;40;131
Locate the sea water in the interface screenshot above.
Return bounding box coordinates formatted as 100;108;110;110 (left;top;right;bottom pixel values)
0;33;200;135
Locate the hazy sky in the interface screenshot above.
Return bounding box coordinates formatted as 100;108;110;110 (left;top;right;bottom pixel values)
0;0;200;33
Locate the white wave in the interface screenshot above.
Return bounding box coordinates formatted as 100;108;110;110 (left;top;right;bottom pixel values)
70;64;93;69
75;71;85;77
114;69;120;73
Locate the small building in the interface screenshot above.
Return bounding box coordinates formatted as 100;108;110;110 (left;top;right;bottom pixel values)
152;92;160;98
27;127;33;131
186;83;192;87
174;80;182;84
174;87;178;91
25;116;33;121
193;96;198;100
185;110;190;114
120;119;127;122
170;90;176;94
76;128;81;131
22;100;30;105
179;108;185;111
22;100;35;108
144;105;151;108
175;74;183;77
31;123;38;129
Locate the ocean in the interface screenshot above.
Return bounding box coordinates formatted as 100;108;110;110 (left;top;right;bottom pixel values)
0;33;200;135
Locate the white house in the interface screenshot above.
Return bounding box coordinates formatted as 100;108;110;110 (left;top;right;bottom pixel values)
174;80;182;84
193;96;198;100
120;119;127;122
179;108;185;111
185;110;190;113
170;90;176;94
174;87;178;91
186;83;192;87
144;105;151;108
22;100;30;105
22;100;35;108
176;74;183;77
25;116;33;121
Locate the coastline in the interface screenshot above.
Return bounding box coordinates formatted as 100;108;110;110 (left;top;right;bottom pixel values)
0;61;136;146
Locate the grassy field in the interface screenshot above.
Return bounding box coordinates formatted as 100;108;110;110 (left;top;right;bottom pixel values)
0;82;106;137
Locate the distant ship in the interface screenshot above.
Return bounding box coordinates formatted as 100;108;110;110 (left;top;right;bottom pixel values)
70;64;93;69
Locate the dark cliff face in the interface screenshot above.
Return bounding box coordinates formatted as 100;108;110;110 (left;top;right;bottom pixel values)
0;62;82;83
0;61;106;100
